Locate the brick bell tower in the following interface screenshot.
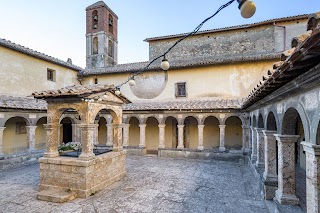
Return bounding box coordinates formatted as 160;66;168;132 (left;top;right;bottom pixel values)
86;1;118;69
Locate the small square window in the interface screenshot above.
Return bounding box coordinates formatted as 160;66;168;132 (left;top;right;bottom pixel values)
47;69;55;81
175;82;186;97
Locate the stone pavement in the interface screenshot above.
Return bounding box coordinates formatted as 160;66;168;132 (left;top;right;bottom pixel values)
0;156;269;213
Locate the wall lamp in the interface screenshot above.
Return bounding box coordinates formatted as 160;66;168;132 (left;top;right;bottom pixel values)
114;0;256;95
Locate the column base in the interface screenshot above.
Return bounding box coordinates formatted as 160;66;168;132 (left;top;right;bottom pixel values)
177;145;184;149
158;145;165;149
106;143;113;146
256;162;265;168
43;151;59;158
139;145;145;148
78;153;95;161
275;190;299;205
197;146;204;151
219;147;226;152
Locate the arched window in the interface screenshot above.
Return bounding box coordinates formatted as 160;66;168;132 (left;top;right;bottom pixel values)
108;14;113;33
92;10;98;29
92;37;98;55
108;40;113;58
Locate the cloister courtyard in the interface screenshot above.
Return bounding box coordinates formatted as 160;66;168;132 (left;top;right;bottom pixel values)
0;156;269;213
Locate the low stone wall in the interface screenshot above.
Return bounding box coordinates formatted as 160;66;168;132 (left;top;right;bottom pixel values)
159;148;244;162
0;150;44;170
38;150;126;199
124;146;146;156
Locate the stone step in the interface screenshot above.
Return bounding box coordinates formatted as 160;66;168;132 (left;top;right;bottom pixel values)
37;189;76;203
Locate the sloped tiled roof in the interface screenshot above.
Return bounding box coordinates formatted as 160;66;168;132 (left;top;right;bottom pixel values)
145;14;310;42
0;96;47;111
242;13;320;108
81;53;280;76
32;84;130;103
123;99;244;111
0;38;83;72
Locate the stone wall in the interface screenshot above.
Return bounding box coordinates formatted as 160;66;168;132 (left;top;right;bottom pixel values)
38;151;126;198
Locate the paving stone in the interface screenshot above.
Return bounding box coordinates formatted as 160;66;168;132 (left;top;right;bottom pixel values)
0;156;267;212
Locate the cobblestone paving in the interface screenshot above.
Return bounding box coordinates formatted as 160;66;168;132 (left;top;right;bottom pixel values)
0;156;269;213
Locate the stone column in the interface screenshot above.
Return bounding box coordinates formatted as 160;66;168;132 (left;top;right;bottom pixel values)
242;125;250;154
219;125;226;152
177;125;184;149
255;128;265;168
262;130;278;200
26;126;37;152
198;125;204;151
123;124;130;147
251;127;257;161
106;124;113;146
113;124;123;151
93;124;99;145
0;127;6;156
139;124;146;147
78;124;96;161
274;134;300;205
301;142;320;213
71;124;77;142
43;124;61;158
158;124;166;149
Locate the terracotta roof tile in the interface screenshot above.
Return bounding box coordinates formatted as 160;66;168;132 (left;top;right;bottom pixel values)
0;96;47;110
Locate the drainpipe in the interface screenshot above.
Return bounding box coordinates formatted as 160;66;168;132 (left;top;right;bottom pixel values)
273;22;287;51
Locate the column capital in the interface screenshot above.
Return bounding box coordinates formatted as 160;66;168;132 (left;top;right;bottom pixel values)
113;124;123;128
177;125;185;128
255;127;264;132
198;125;205;128
139;124;147;128
262;130;277;136
78;124;96;129
274;134;300;143
219;125;226;128
158;124;166;128
0;127;5;131
44;124;61;129
106;123;113;127
241;125;249;129
301;142;320;155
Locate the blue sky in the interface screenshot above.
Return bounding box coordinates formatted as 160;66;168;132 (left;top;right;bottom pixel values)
0;0;319;68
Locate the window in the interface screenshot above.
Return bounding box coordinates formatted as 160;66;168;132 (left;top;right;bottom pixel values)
47;69;55;81
92;37;98;55
175;82;186;97
94;78;98;84
92;10;98;29
16;122;27;134
108;14;113;33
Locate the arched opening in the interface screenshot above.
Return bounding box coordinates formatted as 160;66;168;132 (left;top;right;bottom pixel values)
92;37;98;55
225;116;242;150
92;10;98;29
60;117;74;144
184;116;198;149
128;117;140;147
146;117;159;155
108;40;114;58
266;112;278;175
282;108;306;212
203;116;220;149
108;14;113;33
252;115;257;128
3;117;29;154
258;114;264;128
98;117;107;145
35;117;47;150
165;116;178;148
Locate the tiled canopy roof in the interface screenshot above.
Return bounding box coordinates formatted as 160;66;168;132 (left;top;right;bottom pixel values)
32;84;130;103
0;96;47;111
123;99;244;111
0;38;83;72
242;13;320;108
80;53;280;76
144;14;310;42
